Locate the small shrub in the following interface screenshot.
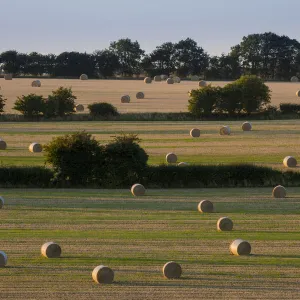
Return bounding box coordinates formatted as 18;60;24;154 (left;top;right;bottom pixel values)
103;133;148;187
234;75;271;114
0;95;6;113
280;103;300;114
218;83;243;115
188;85;221;117
88;102;119;117
44;87;76;118
13;94;45;118
44;131;105;185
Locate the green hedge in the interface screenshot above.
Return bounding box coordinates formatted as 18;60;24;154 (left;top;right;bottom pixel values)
0;166;53;188
0;164;300;188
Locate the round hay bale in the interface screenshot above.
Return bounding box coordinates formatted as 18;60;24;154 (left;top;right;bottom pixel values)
161;75;168;80
173;76;181;83
0;196;4;209
230;239;251;256
131;184;146;196
136;92;145;99
4;74;12;80
199;80;207;87
190;128;200;138
283;156;297;168
80;74;88;80
166;153;177;164
0;251;8;267
272;185;286;198
162;261;182;279
144;77;152;84
166;78;174;84
296;90;300;97
31;80;41;87
220;126;231;135
0;140;7;150
154;75;161;82
41;242;61;258
29;143;42;153
75;104;84;112
291;76;299;82
121;95;130;103
217;217;233;231
242;122;252;131
198;200;214;213
178;162;189;167
92;265;114;284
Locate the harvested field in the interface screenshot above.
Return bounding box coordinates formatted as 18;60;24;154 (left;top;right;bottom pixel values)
0;79;299;113
0;188;300;299
0;120;300;171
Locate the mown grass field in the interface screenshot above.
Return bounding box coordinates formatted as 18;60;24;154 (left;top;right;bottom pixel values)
0;78;299;114
0;120;300;171
0;188;300;299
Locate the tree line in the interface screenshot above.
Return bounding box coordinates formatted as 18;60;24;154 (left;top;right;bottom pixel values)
1;32;300;81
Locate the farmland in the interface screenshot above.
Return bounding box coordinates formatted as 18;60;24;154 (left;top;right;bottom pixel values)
0;120;300;171
0;79;299;114
0;188;300;299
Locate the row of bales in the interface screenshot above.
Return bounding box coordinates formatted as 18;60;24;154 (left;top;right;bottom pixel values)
1;173;287;283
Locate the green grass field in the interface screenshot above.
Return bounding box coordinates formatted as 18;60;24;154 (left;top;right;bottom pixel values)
1;188;300;299
1;120;300;171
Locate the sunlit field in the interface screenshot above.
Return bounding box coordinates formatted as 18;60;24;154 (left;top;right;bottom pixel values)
1;79;299;113
0;120;300;171
1;188;300;299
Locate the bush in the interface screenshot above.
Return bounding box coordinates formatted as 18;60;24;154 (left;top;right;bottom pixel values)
279;103;300;114
1;164;300;188
234;75;271;114
44;87;76;118
188;85;221;117
88;102;119;117
103;134;149;187
44;131;105;185
0;166;52;187
218;83;243;115
143;164;288;188
13;94;45;118
0;94;6;113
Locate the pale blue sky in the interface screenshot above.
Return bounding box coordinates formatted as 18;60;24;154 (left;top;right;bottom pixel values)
1;0;300;55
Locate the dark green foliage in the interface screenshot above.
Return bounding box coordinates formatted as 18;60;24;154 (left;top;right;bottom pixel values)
188;76;271;117
88;102;119;117
144;164;285;188
1;164;300;188
234;75;271;113
0;94;6;113
218;83;243;115
103;134;149;187
280;103;300;114
188;85;221;117
44;87;76;118
0;166;52;187
44;131;105;185
13;94;45;118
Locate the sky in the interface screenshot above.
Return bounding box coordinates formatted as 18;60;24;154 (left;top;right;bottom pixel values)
1;0;300;56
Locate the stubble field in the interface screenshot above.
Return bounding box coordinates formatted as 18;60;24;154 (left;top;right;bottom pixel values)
0;188;300;299
1;79;300;299
0;120;300;171
0;79;299;113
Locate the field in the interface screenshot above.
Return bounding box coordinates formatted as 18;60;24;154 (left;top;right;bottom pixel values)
1;188;300;299
1;79;300;113
1;120;300;171
1;79;300;299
